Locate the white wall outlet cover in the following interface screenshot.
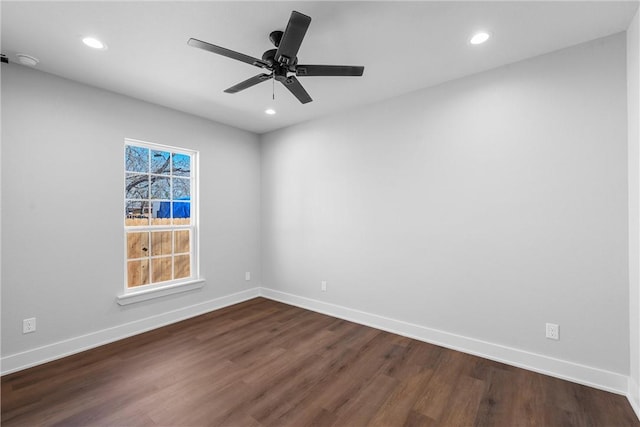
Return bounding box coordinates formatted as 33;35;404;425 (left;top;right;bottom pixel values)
245;272;251;281
23;318;36;334
546;323;559;340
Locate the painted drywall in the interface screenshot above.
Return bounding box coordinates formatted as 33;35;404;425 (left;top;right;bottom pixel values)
628;6;640;415
1;65;261;358
261;34;629;375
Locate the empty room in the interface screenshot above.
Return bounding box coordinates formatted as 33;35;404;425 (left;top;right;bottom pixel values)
2;1;640;425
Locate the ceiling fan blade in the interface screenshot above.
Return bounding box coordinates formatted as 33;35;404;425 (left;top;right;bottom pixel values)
281;75;312;104
275;11;311;65
188;38;269;69
296;65;365;77
224;73;272;93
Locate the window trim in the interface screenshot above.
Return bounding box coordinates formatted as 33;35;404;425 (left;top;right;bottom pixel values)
121;138;200;299
116;279;205;305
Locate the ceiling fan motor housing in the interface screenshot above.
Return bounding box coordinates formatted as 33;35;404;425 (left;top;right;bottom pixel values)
262;48;277;65
262;48;298;73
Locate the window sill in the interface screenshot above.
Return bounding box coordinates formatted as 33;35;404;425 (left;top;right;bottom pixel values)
116;279;205;305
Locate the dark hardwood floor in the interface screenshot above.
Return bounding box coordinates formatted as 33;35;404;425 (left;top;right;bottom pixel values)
2;297;638;426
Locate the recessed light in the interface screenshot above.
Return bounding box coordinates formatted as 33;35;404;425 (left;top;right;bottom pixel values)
265;108;276;115
470;32;490;45
16;53;39;67
82;37;107;50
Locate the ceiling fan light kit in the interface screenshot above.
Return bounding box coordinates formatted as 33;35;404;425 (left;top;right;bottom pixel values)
188;11;365;104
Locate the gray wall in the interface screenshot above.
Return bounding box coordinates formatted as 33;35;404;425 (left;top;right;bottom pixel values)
628;7;640;411
261;33;629;374
1;65;261;357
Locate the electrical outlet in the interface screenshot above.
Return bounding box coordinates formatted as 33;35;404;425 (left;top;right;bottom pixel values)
321;281;327;292
245;272;251;281
23;318;36;334
545;323;559;340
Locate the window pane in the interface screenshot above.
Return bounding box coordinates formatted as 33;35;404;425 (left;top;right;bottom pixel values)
151;150;171;175
128;259;149;287
172;153;190;177
152;256;172;283
125;201;150;226
174;254;190;279
151;231;172;256
173;177;190;200
150;201;171;226
150;177;170;199
174;230;190;254
172;202;190;225
126;173;149;199
127;232;149;259
126;146;148;173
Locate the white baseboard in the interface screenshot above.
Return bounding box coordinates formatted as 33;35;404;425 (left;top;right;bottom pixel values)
259;287;630;396
629;377;640;420
1;287;261;376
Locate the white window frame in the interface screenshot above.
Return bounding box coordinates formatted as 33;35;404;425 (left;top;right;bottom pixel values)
118;138;202;304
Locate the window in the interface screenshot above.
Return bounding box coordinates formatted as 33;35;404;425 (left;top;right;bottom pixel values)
124;139;198;291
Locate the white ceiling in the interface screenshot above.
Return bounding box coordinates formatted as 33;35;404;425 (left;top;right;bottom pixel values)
2;1;638;134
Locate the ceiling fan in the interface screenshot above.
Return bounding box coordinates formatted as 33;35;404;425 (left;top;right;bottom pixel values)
187;11;364;104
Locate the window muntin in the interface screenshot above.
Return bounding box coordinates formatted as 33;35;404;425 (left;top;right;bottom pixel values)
124;139;197;290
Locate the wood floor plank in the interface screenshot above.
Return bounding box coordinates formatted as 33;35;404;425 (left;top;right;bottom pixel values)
413;350;475;421
2;298;638;427
328;374;400;426
368;368;436;426
435;374;486;426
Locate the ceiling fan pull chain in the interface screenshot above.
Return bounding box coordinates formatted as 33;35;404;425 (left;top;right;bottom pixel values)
272;75;275;100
